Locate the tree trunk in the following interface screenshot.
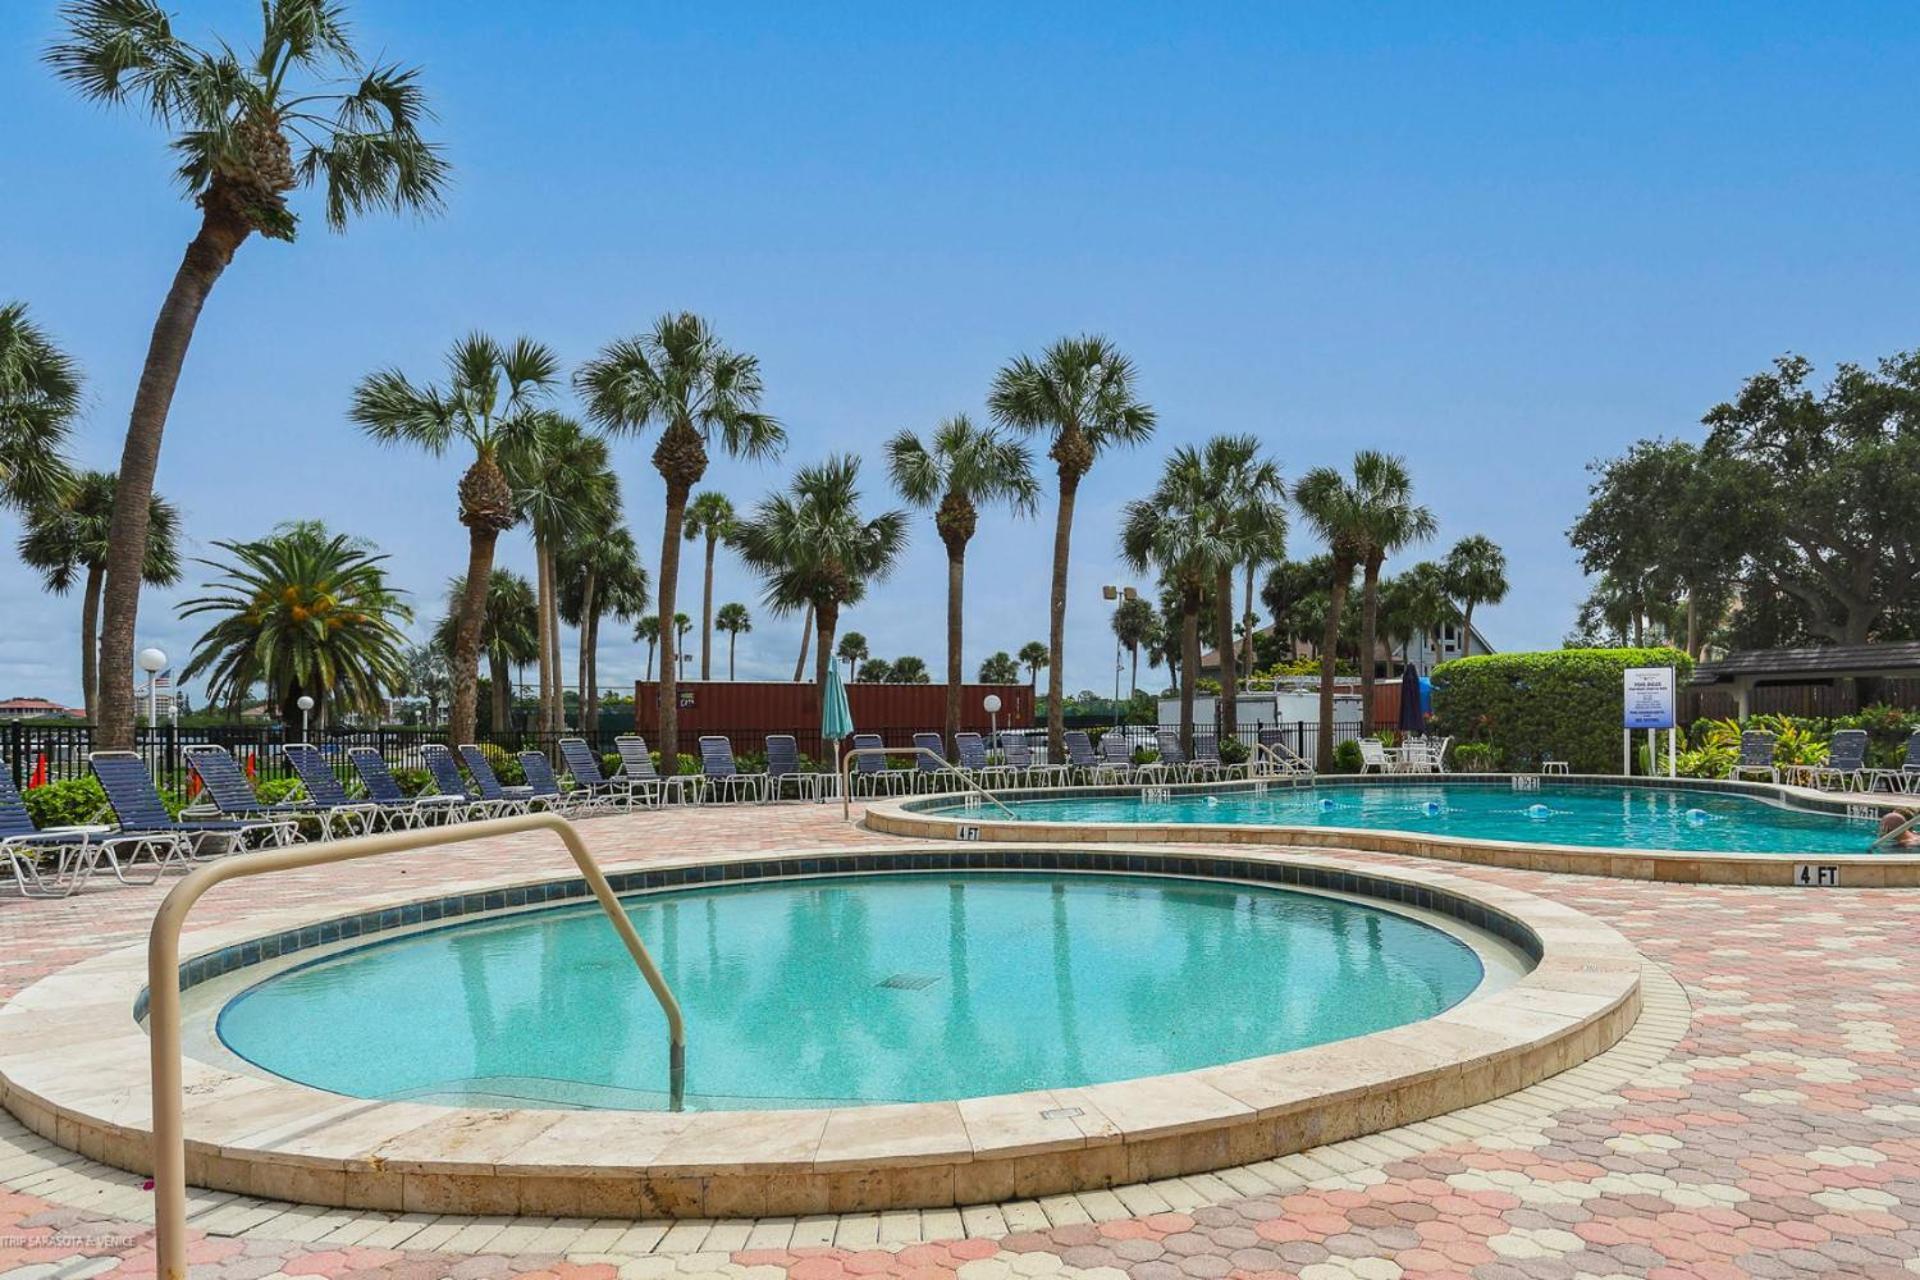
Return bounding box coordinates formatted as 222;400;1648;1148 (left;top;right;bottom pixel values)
1316;573;1349;770
1215;566;1238;744
578;568;598;733
1046;470;1081;759
1179;603;1200;757
644;641;654;681
815;600;839;690
700;533;717;681
489;647;511;734
945;547;966;752
1359;555;1383;731
728;631;737;680
1683;594;1698;660
656;483;690;772
80;565;103;721
1241;562;1258;677
1463;600;1476;660
452;527;499;743
535;531;555;737
794;602;814;680
1129;644;1139;699
94;208;250;750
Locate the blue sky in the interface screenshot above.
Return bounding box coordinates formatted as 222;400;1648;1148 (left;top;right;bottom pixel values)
3;2;1917;704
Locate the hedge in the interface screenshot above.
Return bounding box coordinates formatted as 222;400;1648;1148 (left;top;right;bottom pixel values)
1430;647;1692;773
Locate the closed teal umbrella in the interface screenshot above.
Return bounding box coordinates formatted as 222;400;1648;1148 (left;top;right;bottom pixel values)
822;665;855;814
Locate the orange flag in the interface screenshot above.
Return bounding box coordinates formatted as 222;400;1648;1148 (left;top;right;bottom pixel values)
245;754;257;780
28;754;47;789
187;772;202;801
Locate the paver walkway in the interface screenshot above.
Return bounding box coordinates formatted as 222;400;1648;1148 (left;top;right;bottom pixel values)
3;801;1917;1280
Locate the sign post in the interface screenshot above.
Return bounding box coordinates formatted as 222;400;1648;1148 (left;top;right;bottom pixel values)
1622;666;1677;777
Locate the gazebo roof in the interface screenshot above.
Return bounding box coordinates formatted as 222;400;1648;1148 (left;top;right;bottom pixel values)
1689;642;1920;686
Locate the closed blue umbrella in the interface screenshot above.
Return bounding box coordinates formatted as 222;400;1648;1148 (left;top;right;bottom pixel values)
1398;663;1426;733
823;665;855;813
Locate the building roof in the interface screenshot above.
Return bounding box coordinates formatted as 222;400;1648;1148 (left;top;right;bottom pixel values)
0;696;83;718
1690;642;1920;685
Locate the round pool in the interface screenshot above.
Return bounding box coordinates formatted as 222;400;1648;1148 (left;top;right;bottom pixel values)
213;872;1487;1112
926;781;1888;856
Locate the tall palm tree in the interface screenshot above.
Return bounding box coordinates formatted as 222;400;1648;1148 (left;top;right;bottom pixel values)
989;336;1155;756
18;470;181;719
682;491;737;681
835;631;869;681
560;525;650;733
1197;436;1286;742
673;613;692;679
48;0;448;750
1111;595;1157;699
635;614;661;680
886;415;1039;749
1442;534;1508;655
352;334;560;742
1232;466;1289;681
979;652;1020;684
715;602;751;679
889;655;930;684
735;455;909;688
180;521;411;726
1382;561;1459;666
577;314;784;772
1293;466;1371;770
1018;641;1049;692
0;301;78;513
435;570;537;732
506;415;615;735
1351;452;1436;727
1121;447;1231;754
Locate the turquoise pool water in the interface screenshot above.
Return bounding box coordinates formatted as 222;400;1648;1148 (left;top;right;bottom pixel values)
215;873;1484;1111
930;782;1886;856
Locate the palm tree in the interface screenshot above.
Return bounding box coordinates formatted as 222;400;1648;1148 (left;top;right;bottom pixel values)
735;455;909;688
1111;595;1157;699
682;491;737;681
835;631;869;681
673;613;692;678
560;525;650;733
1231;463;1289;681
1293;465;1372;769
1018;641;1049;692
856;658;892;683
635;615;661;680
577;314;785;771
1351;452;1436;728
989;336;1156;757
1442;534;1508;654
398;642;449;725
886;415;1039;749
180;521;411;726
890;656;931;684
353;334;560;743
506;415;615;735
1196;436;1286;742
1121;448;1230;754
1382;561;1459;667
715;602;751;679
19;470;181;720
435;570;537;732
48;0;448;750
0;302;78;513
978;651;1020;684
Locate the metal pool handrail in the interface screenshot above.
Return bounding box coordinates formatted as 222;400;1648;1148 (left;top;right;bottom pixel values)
146;812;685;1280
840;745;1021;822
1251;741;1315;780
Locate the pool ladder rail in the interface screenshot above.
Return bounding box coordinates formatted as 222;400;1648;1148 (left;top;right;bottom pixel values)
839;744;1022;822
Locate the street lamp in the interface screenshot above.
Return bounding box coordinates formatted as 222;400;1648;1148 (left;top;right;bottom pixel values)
1101;585;1138;727
138;647;167;727
983;693;1002;743
297;695;315;740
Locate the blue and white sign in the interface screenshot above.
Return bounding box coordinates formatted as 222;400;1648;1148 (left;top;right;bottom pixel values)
1623;666;1676;730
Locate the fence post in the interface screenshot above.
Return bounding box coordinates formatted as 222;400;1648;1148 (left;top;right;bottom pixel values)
6;721;21;788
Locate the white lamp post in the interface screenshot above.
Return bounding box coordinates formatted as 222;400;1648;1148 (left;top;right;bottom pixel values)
1101;585;1137;727
296;695;315;740
983;693;1002;743
138;647;167;727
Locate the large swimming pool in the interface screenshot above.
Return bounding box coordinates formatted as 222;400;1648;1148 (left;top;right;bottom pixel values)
925;782;1888;856
213;872;1486;1111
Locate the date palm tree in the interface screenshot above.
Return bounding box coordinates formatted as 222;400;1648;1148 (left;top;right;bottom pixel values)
1121;447;1231;754
577;314;784;772
1351;452;1436;727
835;631;869;682
716;602;752;679
989;336;1155;756
635;614;661;680
352;334;560;743
735;455;908;688
886;415;1039;749
180;521;411;726
1293;465;1372;769
1111;594;1157;699
435;570;538;732
0;302;78;513
560;524;650;733
18;470;181;720
1442;534;1508;654
683;491;737;681
47;0;448;749
1018;641;1049;692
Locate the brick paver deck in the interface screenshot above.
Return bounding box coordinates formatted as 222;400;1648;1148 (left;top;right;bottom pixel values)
3;801;1916;1280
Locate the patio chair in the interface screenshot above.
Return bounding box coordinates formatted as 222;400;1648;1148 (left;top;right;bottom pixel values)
1192;732;1242;781
955;732;1018;788
183;745;313;841
912;732;968;792
1791;730;1870;792
849;733;915;796
517;751;606;816
1061;731;1106;785
1358;738;1397;774
559;737;642;810
420;744;513;820
1394;738;1440;775
1870;731;1920;794
91;751;292;857
1149;729;1197;783
279;743;384;837
766;735;830;802
1;764;173;896
699;736;771;804
1729;731;1777;784
614;735;701;806
457;744;540;814
999;734;1069;787
1097;732;1138;784
347;747;466;827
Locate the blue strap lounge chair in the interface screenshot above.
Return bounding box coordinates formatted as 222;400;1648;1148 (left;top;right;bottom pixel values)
1;763;173;896
280;743;384;835
1730;731;1778;784
1000;735;1069;787
1061;731;1104;785
183;744;309;831
517;750;603;816
419;744;507;820
912;732;966;792
457;744;538;814
1792;730;1870;793
954;732;1016;788
91;751;291;858
1096;733;1137;784
849;734;914;796
698;736;769;804
559;737;638;809
1870;731;1920;795
346;747;464;827
765;734;828;802
614;735;699;806
1150;730;1196;784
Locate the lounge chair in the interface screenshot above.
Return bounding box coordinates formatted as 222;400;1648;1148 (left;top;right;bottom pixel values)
1192;732;1240;781
1097;733;1138;783
1;765;172;896
1149;730;1197;783
955;732;1017;788
1870;731;1920;794
559;737;641;810
1061;731;1106;785
280;743;385;835
1730;731;1777;784
912;732;968;792
999;734;1069;787
614;735;701;806
699;736;770;804
1358;738;1397;774
766;735;830;802
91;751;292;857
517;751;605;816
347;747;465;827
850;733;915;796
183;744;314;838
1791;730;1869;792
420;745;511;820
457;744;539;814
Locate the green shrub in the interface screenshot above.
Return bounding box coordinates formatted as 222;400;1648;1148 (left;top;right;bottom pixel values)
1431;647;1692;774
1452;741;1500;772
1218;738;1250;765
254;778;307;805
390;766;431;797
22;777;113;828
1331;739;1363;773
